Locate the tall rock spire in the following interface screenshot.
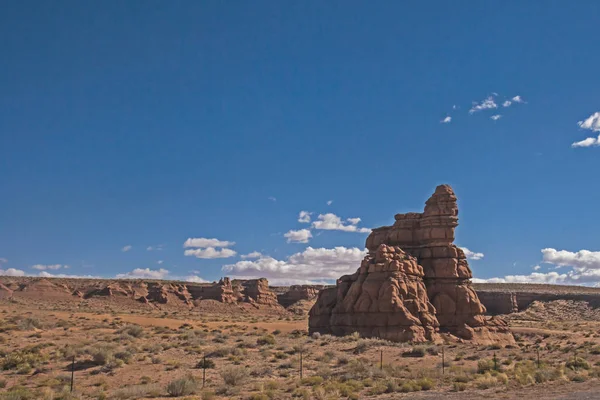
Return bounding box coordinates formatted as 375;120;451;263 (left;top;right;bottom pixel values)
309;184;513;344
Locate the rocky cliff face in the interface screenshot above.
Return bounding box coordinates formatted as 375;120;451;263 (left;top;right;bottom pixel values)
309;244;440;342
311;184;513;343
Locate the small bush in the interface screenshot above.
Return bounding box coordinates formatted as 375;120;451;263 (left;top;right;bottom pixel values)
453;382;467;391
477;359;495;373
301;376;324;386
257;335;276;346
416;377;434;390
19;318;43;331
118;325;144;338
196;358;216;369
353;340;369;354
401;347;426;358
220;366;249;386
166;375;200;397
566;357;591;371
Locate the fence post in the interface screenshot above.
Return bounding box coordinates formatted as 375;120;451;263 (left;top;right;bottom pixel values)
300;351;303;379
493;352;497;371
537;348;540;368
70;356;75;392
380;350;383;370
442;346;445;375
202;355;206;388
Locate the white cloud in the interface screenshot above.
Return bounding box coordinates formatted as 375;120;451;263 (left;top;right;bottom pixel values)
346;217;361;225
573;112;600;148
38;271;99;279
571;136;600;148
490;114;502;121
157;260;164;265
183;238;235;248
578;112;600;132
326;200;333;206
284;229;313;243
185;275;209;283
533;265;541;271
0;258;8;264
473;271;569;285
452;105;458;110
460;247;484;260
146;245;164;251
223;246;367;284
184;247;237;259
268;196;277;202
476;248;600;286
541;248;600;271
298;211;312;223
241;251;262;259
512;95;525;103
121;245;132;252
469;96;497;114
502;100;512;107
312;213;370;233
0;268;25;277
31;264;68;271
116;268;170;279
441;116;452;124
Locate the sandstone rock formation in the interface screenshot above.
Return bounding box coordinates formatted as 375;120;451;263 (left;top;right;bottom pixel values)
187;278;237;303
238;279;280;306
277;285;322;308
309;244;440;342
310;184;513;343
365;184;512;341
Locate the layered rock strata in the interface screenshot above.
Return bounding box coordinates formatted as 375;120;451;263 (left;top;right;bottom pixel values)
364;184;512;341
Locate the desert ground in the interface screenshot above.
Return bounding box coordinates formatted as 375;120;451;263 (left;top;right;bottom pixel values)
1;280;600;399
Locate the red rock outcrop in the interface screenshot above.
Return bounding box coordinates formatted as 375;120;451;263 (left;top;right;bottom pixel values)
277;285;322;307
239;279;280;306
309;244;440;342
145;283;192;305
364;185;513;342
187;278;237;303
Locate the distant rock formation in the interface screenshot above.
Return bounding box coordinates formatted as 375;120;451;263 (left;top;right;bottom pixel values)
187;278;237;303
310;244;440;342
0;276;283;310
237;279;279;306
474;283;600;315
310;184;513;343
277;285;322;308
476;291;519;315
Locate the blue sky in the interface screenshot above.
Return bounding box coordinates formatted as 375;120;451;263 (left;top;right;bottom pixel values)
1;1;599;285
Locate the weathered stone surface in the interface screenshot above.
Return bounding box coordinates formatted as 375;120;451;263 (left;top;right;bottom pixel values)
476;291;519;315
187;278;237;303
363;185;513;342
277;285;322;307
309;244;440;342
239;278;280;306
